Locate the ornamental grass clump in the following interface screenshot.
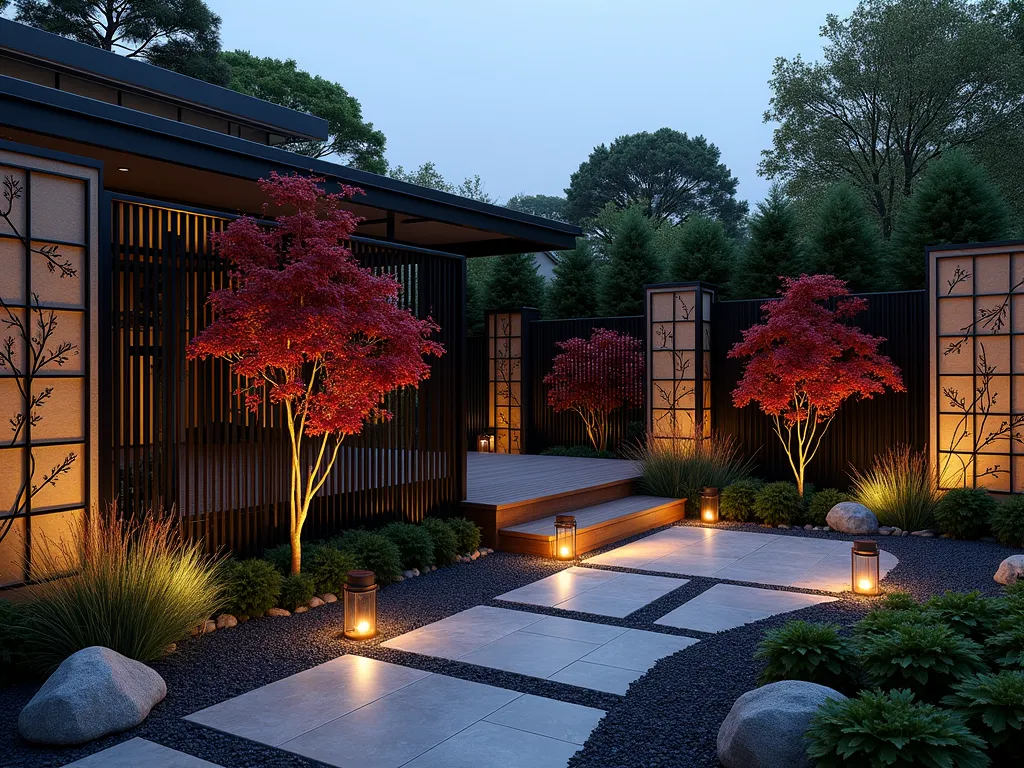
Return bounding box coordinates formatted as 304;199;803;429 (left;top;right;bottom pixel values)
805;689;989;768
934;487;995;540
755;621;859;691
422;517;459;566
630;431;753;516
223;558;282;619
381;522;435;571
24;512;223;672
754;481;803;527
943;670;1024;756
850;446;939;531
990;495;1024;547
720;478;763;522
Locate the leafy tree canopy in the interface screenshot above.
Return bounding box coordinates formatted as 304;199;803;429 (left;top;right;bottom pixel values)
734;184;802;299
761;0;1024;240
547;239;600;319
667;215;735;291
506;194;569;223
601;207;662;317
15;0;229;84
803;183;883;293
892;150;1013;288
222;51;386;172
565;128;748;237
388;162;495;203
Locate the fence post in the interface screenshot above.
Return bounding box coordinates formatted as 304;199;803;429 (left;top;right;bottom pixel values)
485;307;539;453
645;283;716;444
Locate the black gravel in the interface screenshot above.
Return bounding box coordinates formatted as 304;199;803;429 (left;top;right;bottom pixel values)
1;522;1018;768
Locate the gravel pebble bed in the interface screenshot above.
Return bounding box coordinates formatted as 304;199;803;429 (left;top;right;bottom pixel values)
1;521;1018;768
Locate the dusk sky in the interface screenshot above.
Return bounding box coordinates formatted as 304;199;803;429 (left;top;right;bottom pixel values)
210;0;860;208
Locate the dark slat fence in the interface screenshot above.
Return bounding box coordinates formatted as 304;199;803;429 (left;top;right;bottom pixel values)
107;198;465;557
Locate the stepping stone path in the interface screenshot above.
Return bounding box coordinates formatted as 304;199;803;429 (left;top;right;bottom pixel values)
655;584;837;633
62;738;221;767
186;655;604;768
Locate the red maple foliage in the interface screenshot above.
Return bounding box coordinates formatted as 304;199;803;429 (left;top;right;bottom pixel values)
729;274;903;495
544;328;644;453
187;173;444;573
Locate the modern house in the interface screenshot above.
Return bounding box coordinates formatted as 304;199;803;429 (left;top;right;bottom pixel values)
0;18;580;586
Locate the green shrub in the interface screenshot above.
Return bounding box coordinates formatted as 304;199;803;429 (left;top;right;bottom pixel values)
880;591;920;611
850;446;939;531
934;487;995;539
628;432;754;516
859;622;987;699
22;513;224;671
944;670;1024;755
262;543;293;575
754;482;803;527
0;600;29;684
989;624;1024;670
335;530;403;584
805;488;849;527
279;573;316;611
304;546;357;595
853;606;937;640
754;621;858;691
446;517;482;555
720;478;763;522
539;445;616;459
223;558;282;619
806;689;989;768
422;517;459;566
923;591;1001;643
382;522;435;571
990;495;1024;547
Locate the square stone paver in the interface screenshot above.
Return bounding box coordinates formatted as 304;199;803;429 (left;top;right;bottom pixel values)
655;583;838;633
382;605;698;694
586;528;897;592
62;738;222;767
495;566;687;617
186;657;604;768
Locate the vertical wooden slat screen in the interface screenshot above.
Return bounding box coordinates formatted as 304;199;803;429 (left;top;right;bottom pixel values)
109;198;465;556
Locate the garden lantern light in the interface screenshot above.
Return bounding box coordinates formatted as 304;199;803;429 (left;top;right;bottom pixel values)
478;434;491;453
851;540;880;596
700;487;720;524
554;515;577;560
343;570;378;639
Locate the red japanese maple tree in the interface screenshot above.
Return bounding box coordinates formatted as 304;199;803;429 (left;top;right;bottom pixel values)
544;328;644;453
187;173;444;574
729;275;903;496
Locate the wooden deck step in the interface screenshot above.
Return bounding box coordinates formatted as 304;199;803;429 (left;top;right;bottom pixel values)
497;495;687;557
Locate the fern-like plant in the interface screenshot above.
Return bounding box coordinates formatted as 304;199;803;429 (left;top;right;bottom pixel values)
943;670;1024;755
859;622;987;700
989;624;1024;670
754;621;858;691
853;605;936;640
923;591;1002;643
805;689;989;768
720;478;763;522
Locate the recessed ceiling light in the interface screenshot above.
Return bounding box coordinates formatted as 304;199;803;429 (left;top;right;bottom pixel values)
117;167;129;172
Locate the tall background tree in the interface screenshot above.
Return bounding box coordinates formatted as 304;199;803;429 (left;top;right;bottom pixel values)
506;194;569;222
222;51;386;172
566;128;748;238
546;240;600;320
733;184;802;299
761;0;1024;240
803;184;883;293
601;207;662;316
15;0;230;84
892;151;1013;288
667;216;735;290
483;253;546;312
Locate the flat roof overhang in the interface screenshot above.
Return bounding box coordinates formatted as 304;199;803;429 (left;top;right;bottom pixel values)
0;75;580;256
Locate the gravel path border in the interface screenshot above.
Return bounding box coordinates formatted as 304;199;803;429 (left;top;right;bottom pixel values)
1;521;1018;768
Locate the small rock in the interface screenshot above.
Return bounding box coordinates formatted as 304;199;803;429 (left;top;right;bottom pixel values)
203;619;216;634
402;570;414;579
429;565;437;571
826;502;878;534
215;614;237;630
266;607;290;617
803;524;813;530
164;643;176;654
995;555;1024;585
911;530;937;538
396;575;405;581
822;526;830;532
322;593;338;603
717;681;847;768
294;606;308;614
309;596;325;608
878;526;894;536
18;647;166;745
901;530;910;536
471;551;481;560
411;568;420;577
892;527;902;535
812;526;822;531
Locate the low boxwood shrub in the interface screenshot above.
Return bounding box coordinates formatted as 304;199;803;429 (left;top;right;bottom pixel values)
305;545;357;595
934;487;996;539
334;530;403;584
943;670;1024;756
754;482;802;527
381;522;435;571
279;573;316;612
262;543;293;575
540;445;616;459
754;621;858;691
223;558;282;619
990;495;1024;548
422;517;459;566
923;590;1001;643
806;488;849;527
0;600;29;684
446;517;482;555
806;689;989;768
720;478;763;522
859;622;987;699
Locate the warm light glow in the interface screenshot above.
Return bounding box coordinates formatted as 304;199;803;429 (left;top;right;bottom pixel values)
702;510;714;522
858;579;873;592
117;167;130;172
356;620;370;635
559;546;570;558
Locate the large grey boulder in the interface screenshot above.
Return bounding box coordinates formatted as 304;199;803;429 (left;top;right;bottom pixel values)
718;680;846;768
19;646;166;745
995;554;1024;585
826;502;879;535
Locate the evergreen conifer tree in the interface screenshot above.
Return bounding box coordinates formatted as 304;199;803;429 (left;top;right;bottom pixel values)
667;216;735;291
600;208;662;316
734;184;802;298
482;253;546;312
547;240;600;319
803;184;882;292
